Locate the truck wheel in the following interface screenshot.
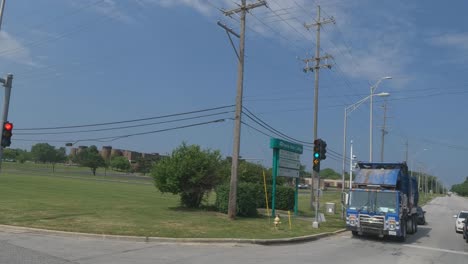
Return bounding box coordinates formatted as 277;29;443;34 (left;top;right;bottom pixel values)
414;215;418;233
407;217;414;234
398;222;407;242
352;231;358;237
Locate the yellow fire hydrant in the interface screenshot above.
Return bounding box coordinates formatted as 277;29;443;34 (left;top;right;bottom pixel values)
274;214;281;229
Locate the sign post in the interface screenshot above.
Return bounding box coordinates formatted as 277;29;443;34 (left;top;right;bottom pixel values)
270;138;303;217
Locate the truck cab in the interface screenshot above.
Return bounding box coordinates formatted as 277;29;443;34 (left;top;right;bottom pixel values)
346;162;419;241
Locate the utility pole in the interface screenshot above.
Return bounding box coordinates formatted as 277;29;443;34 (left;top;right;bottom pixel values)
405;140;408;163
223;0;267;220
0;0;6;31
0;74;13;172
303;5;334;228
380;101;388;162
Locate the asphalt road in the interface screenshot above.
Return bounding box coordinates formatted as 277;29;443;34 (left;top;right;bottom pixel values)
0;195;466;264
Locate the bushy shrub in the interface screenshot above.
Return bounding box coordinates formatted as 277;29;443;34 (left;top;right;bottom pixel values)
215;183;258;217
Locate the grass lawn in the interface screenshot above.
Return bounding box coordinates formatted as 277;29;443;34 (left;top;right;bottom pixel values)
0;164;344;239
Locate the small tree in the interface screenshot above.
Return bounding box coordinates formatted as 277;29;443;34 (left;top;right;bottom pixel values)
73;145;105;176
51;147;67;173
152;143;222;208
134;157;153;175
110;156;131;172
31;143;56;163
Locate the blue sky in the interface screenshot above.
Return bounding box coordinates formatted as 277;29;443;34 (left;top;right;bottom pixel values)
1;0;468;187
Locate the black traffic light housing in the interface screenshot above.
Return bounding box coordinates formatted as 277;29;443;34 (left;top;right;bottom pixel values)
313;139;321;173
1;121;13;148
313;139;327;172
320;139;327;160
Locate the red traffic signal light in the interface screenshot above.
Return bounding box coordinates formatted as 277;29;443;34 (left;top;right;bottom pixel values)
2;121;13;147
4;122;12;131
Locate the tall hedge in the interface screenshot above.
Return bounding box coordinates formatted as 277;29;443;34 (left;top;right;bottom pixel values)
215;183;295;216
215;183;258;217
256;185;295;211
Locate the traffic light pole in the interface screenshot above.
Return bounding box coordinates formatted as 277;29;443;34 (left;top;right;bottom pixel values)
0;74;13;173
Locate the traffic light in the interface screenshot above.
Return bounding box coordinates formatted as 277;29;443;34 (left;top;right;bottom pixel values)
320;139;327;160
313;139;321;172
1;121;13;148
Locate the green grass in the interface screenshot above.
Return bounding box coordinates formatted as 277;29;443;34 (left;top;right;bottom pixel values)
0;163;344;239
419;193;444;206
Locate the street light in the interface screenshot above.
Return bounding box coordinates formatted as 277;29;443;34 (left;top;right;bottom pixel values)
342;92;390;192
370;76;392;162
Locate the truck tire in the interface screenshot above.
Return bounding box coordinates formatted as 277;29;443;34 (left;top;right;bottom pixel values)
351;231;358;237
398;222;407;242
413;215;418;233
407;217;414;234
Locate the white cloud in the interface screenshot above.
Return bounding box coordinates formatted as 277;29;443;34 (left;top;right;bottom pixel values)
430;32;468;52
78;0;414;87
0;32;36;66
69;0;135;24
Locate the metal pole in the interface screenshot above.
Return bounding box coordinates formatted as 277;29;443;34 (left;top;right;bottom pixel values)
227;0;247;220
349;140;353;190
0;73;13;172
342;108;347;192
271;148;278;217
312;5;322;229
380;101;387;162
0;0;6;31
341;107;347;219
369;84;374;162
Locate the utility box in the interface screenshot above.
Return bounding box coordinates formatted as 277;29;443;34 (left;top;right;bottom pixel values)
325;202;335;214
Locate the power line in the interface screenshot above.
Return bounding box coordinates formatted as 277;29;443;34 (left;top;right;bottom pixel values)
15;111;233;135
16;105;234;131
16;119;226;144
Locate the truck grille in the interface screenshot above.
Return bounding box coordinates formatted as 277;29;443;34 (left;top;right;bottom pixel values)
359;215;385;230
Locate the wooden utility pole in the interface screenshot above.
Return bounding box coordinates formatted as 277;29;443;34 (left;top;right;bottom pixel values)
303;5;334;228
223;1;267;220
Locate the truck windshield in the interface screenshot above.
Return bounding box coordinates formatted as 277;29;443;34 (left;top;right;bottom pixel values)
375;192;397;213
348;191;371;211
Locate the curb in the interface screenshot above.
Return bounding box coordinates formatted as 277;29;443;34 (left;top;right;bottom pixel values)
0;225;347;245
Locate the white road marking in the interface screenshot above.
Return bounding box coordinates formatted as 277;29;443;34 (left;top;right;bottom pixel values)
404;244;468;256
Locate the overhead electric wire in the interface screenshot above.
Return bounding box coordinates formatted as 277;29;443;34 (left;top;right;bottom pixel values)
242;107;345;159
15;111;233;135
243;107;313;146
16;119;226;144
16;105;234;131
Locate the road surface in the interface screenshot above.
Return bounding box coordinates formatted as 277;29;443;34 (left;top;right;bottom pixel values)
0;195;466;264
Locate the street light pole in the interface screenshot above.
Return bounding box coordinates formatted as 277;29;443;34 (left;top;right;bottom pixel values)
341;92;389;219
369;76;391;162
0;0;6;31
342;92;390;191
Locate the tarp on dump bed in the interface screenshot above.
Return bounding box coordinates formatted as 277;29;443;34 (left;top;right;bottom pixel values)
353;168;400;186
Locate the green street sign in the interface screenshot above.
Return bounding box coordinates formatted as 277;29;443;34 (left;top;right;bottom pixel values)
270;138;303;154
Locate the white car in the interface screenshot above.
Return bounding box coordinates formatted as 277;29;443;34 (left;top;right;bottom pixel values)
454;211;468;233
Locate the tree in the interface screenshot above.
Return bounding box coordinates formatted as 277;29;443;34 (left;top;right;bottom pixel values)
151;143;222;208
451;177;468;196
3;148;17;160
31;143;56;163
46;147;67;172
110;156;131;172
134;157;154;175
320;168;341;180
73;145;105;176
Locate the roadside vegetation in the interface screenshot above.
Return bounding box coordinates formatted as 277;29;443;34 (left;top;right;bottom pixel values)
4;142;446;238
451;177;468;196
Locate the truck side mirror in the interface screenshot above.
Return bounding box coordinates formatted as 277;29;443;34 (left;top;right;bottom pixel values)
453;214;458;218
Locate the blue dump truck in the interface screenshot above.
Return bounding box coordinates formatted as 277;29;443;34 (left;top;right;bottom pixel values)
346;162;419;241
